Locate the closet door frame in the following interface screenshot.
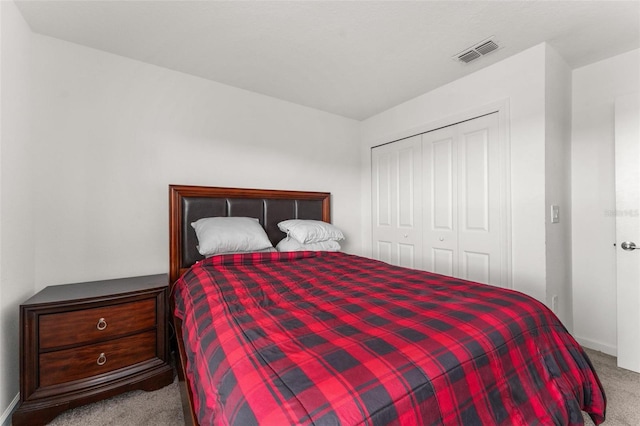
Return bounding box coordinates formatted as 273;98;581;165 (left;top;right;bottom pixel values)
371;99;512;288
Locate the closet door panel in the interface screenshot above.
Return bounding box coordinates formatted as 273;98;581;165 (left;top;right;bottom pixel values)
432;248;454;276
433;139;455;230
376;241;393;264
398;244;416;269
372;150;397;263
458;114;502;286
423;127;457;273
460;128;489;232
398;147;417;228
372;136;422;269
374;151;393;227
462;251;490;284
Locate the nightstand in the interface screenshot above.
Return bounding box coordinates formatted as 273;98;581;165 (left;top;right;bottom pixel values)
12;274;174;426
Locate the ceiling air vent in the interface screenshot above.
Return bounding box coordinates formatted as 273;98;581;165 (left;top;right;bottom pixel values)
453;37;501;64
458;50;481;64
475;40;499;55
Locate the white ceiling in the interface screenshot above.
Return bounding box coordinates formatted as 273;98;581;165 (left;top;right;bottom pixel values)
15;0;640;120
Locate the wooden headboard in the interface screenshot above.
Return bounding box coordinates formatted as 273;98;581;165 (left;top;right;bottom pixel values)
168;185;331;284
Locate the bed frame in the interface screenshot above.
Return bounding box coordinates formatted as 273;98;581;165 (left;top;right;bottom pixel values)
168;185;331;425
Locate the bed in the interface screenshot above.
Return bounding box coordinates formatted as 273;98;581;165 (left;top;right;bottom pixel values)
168;185;606;426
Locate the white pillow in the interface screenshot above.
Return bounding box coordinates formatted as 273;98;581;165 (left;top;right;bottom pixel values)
276;237;341;252
277;219;344;244
191;217;273;257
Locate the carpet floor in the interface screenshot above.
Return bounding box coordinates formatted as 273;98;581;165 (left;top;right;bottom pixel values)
44;348;639;425
46;377;184;426
582;348;640;426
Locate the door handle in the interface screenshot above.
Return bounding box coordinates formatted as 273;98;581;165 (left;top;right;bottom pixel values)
621;241;637;251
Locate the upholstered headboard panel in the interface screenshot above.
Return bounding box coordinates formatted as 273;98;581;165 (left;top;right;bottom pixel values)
169;185;331;283
180;197;326;267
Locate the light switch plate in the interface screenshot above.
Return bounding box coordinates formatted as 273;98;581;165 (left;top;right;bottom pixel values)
551;205;560;223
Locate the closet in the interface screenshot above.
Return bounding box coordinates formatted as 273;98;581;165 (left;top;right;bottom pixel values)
372;113;510;287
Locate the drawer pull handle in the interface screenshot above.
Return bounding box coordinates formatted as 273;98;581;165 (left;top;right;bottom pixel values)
96;318;107;331
97;353;107;366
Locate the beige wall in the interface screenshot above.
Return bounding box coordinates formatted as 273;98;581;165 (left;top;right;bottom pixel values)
571;49;640;355
29;34;362;287
0;1;36;420
544;45;573;328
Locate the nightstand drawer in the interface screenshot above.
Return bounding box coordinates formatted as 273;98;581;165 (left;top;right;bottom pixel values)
39;330;157;387
39;298;156;350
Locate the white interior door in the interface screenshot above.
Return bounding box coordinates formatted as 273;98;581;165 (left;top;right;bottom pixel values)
372;136;423;269
615;92;640;373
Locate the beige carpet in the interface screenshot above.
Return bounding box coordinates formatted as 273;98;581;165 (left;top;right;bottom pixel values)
583;348;640;426
43;348;638;425
46;376;184;426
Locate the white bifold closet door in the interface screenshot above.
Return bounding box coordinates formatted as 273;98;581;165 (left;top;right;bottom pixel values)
371;135;423;269
423;113;503;285
372;113;507;287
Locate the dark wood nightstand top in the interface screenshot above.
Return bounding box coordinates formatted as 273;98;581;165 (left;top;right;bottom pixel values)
23;274;168;306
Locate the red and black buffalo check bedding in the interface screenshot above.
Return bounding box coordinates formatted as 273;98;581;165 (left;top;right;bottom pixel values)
173;251;606;425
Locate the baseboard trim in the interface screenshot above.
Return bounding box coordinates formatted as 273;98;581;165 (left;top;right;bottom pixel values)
0;393;19;426
575;336;617;357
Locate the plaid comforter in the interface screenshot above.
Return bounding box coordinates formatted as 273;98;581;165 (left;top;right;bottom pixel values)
173;251;606;425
